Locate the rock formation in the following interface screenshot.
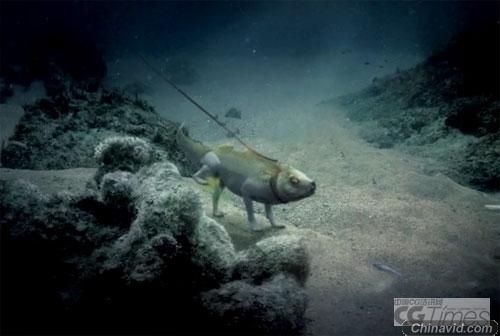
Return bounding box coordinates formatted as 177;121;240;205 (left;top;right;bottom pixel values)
0;136;310;335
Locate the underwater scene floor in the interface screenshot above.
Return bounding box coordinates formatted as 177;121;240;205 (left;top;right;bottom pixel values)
2;102;497;335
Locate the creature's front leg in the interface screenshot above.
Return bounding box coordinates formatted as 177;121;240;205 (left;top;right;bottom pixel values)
265;204;285;229
212;180;225;217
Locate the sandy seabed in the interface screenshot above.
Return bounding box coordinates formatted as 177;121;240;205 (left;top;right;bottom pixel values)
1;53;499;335
177;100;500;336
1;102;498;335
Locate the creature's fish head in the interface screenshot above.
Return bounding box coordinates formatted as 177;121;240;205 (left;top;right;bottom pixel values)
276;164;316;202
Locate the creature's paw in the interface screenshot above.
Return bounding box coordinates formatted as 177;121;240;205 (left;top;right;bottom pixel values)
213;211;224;218
271;224;286;229
249;221;264;232
193;176;208;185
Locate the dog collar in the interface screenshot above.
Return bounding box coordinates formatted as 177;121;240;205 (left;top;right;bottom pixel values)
270;174;288;204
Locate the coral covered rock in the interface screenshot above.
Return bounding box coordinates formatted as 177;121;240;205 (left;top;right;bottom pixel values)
0;178;126;334
0;179;49;230
133;162;201;239
94;136;157;184
233;235;310;286
1;89;194;175
201;274;307;335
96;159;199;285
1;136;310;335
100;171;137;206
190;215;236;287
99;171;138;226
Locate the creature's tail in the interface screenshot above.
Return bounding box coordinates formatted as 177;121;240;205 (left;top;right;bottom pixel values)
176;123;211;164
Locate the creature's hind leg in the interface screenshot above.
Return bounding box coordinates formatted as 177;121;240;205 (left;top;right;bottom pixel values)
212;179;225;217
193;165;211;185
193;151;220;185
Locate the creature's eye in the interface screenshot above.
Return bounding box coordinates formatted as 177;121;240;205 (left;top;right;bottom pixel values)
289;176;299;185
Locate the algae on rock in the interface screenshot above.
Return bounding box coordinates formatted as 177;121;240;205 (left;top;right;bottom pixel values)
1;89;194;175
1;135;311;335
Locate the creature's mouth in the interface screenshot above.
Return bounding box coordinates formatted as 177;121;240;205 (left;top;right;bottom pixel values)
308;182;316;195
303;187;315;198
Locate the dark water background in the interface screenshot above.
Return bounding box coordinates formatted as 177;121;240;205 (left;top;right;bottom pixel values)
1;1;497;87
0;2;499;336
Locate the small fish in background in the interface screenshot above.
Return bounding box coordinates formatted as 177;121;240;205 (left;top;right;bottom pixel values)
373;262;403;278
225;107;242;119
484;205;500;211
364;62;371;65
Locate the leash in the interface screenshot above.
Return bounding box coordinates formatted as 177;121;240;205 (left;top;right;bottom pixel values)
136;53;277;162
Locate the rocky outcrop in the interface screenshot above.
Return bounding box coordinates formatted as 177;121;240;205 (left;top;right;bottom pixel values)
330;23;499;191
201;274;307;335
233;235;310;286
0;89;195;175
0;136;310;335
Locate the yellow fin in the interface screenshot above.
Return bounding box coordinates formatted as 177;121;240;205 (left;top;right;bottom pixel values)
216;144;234;153
202;176;220;192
